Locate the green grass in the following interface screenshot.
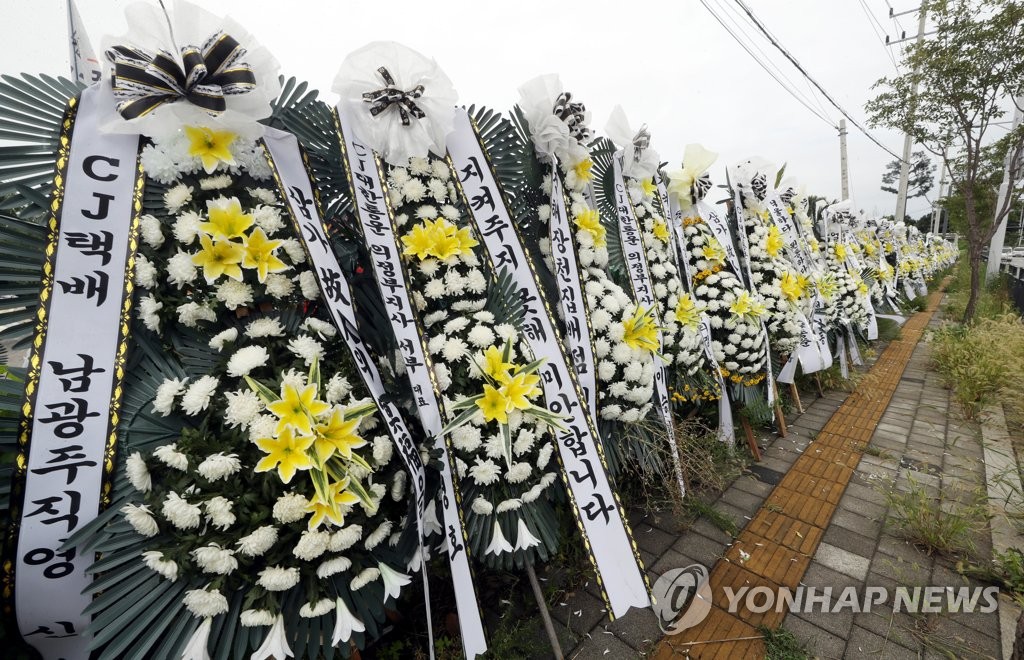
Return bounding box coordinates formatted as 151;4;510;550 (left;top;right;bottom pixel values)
881;474;988;557
684;497;739;537
758;625;811;660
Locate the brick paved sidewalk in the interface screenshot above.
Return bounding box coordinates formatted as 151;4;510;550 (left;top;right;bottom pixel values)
546;283;1004;659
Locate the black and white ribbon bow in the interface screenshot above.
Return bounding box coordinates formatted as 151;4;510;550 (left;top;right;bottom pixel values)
779;186;796;206
362;67;425;126
631;124;651;162
105;31;256;120
750;173;769;201
694;173;713;202
552;91;591;142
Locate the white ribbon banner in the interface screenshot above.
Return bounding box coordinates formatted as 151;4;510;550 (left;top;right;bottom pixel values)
261;127;436;640
609;152;684;498
334;110;487;659
447;110;650;617
547;172;599;422
11;84;141;659
666;191;735;446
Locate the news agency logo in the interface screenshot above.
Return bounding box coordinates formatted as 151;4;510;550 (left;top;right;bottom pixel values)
653;563;1000;635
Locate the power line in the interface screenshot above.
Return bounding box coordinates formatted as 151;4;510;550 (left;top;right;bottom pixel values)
857;0;901;71
729;0;905;162
714;0;835;121
698;0;837;129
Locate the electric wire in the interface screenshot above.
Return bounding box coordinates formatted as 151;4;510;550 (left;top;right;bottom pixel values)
857;0;902;71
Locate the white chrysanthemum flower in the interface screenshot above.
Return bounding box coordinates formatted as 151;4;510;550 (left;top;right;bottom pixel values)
152;377;186;416
139;214;165;248
125;451;151;492
248;187;278;205
452;424;482;452
240;609;276;627
173;210;202;245
224;389;263;430
299;599;336;618
216;280;254;310
183;588;229;618
287;335;325;366
466;324;496;348
252;204;285;234
298;270;319;300
176;302;217;328
273;493;308;524
181;375;219;416
164;183;193;213
204;495;236;530
142;550;178;581
317;556;353;578
162;491;201;529
226;345;270;378
302;317;337;339
257;565;301;592
122;503;159;537
265;273;294;298
199;173;232;190
469;458;500;486
365;520;393;551
197;453;241;482
506;462;532;484
207;327;238;353
246;317;286;338
471;496;494;515
329;525;362;552
496;499;522;513
192;543;238;575
350;567;381;591
280;238;307;264
134;253;158;288
153;442;188;470
138;294;163;333
293;530;331;561
442;337;469;362
236;525;278;557
371;435;393;466
166;250;198;288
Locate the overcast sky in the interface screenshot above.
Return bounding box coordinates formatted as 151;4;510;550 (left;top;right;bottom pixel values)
1;0;940;219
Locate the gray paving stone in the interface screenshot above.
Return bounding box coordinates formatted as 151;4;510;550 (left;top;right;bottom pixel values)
672;530;727;568
801;560;865;592
852;609;922;655
876;534;935;565
871;555;933;586
844;624;921;658
731;475;775;499
822;524;878;560
718;485;768;513
599;607;662;654
633;523;676;557
569;631;637;659
837;494;888;520
648;548;695;578
782;612;847;659
831;508;884;539
790;593;855;638
551;588;606;636
689;517;734;545
814;542;872;581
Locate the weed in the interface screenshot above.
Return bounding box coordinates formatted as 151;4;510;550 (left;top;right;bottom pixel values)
881;474;989;557
757;625;811;660
855;443;893;459
765;502;784;514
684;497;739;537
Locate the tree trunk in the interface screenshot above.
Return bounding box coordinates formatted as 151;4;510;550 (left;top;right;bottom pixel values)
963;194;981;323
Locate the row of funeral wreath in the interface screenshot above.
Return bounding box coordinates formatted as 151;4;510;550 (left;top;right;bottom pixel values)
0;2;957;659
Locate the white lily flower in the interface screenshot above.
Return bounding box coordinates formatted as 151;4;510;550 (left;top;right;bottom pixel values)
378;562;412;603
604;105;660;180
514;518;542;551
484;520;514;556
250;614;293;660
181;617;212;660
331;597;366;646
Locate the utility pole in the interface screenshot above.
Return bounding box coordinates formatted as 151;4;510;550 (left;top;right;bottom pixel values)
930;151;947;235
891;5;929;223
839;119;850;199
985;95;1024;280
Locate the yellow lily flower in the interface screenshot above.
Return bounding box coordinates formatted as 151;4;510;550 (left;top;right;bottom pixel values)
674;293;703;329
455;225;479;253
268;382;331;436
701;237;726;266
765;225;784;257
779;272;805;303
254;426;315;484
834;244;847;261
574;208;606;248
401;222;435;260
572;158;594;183
191;234;244;283
652;219;670;243
622;307;660;353
730;291;765;321
500;372;542;411
200;197;253;239
306;478;360;529
312;406;366;464
185;126;237;174
640;178;657;198
477;384;509;424
243;227;288;282
481;345;514;384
